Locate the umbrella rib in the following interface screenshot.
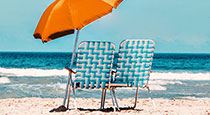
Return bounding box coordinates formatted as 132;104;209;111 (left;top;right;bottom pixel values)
67;1;76;30
78;8;113;30
102;0;123;9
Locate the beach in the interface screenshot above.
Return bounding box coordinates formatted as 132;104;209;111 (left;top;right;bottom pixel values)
0;98;209;115
0;53;210;114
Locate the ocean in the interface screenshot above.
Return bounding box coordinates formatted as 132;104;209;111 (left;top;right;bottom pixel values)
0;52;209;99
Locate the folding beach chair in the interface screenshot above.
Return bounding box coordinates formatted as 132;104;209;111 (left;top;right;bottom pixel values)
64;41;115;109
101;39;156;111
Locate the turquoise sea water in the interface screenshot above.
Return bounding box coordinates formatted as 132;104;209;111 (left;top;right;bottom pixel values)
0;52;209;99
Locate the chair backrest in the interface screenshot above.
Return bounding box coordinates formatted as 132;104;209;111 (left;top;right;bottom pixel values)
75;41;115;89
116;39;155;87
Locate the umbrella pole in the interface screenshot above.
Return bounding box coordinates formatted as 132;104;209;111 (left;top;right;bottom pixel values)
63;30;80;108
49;30;80;112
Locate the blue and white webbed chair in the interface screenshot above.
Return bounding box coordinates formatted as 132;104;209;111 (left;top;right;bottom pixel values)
101;39;156;111
65;41;115;109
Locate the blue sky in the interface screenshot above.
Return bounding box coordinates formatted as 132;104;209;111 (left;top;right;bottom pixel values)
0;0;210;53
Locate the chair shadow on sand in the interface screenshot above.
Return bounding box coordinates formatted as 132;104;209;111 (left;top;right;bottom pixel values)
50;107;143;113
74;107;143;112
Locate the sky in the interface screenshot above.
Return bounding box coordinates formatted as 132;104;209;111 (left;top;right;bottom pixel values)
0;0;210;53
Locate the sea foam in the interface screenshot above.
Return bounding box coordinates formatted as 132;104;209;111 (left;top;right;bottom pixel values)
150;72;210;80
0;67;210;80
0;77;11;84
0;67;68;77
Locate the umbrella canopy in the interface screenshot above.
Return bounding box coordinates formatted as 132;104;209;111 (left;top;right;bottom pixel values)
33;0;123;43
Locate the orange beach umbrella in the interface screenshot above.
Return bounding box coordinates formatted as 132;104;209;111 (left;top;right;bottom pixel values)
33;0;123;43
33;0;123;112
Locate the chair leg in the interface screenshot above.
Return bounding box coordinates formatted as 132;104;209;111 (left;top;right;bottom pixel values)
72;88;77;110
110;89;116;112
133;87;139;109
112;88;120;111
70;79;77;110
100;88;105;110
66;81;77;110
147;86;156;108
66;83;72;109
109;87;139;111
102;89;107;109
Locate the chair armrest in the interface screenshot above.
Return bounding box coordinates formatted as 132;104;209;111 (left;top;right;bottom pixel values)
65;67;76;74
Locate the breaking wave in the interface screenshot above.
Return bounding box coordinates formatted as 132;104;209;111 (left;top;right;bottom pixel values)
0;68;210;80
0;67;68;77
0;77;11;84
150;72;210;80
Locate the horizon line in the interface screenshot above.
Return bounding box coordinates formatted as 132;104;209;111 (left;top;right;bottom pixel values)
0;51;210;54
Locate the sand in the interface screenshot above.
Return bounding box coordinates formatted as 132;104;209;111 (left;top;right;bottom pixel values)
0;98;209;115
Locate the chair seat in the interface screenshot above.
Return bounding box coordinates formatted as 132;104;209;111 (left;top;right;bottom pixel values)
73;78;109;89
110;77;148;88
109;82;129;87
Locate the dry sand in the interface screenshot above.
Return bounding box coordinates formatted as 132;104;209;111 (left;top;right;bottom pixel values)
0;98;209;115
